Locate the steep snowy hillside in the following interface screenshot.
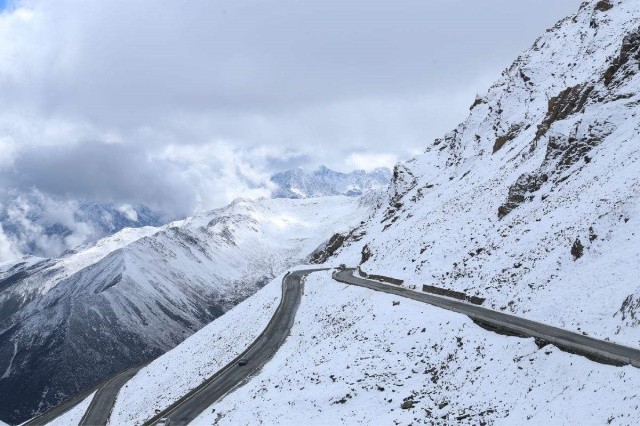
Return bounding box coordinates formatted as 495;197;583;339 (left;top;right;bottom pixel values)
326;0;640;347
107;270;640;425
0;189;162;261
65;2;640;425
271;165;391;198
0;196;368;424
198;272;640;425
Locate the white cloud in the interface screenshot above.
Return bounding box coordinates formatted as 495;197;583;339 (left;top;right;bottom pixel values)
0;224;21;263
345;153;397;172
117;204;138;222
0;136;16;169
0;0;584;217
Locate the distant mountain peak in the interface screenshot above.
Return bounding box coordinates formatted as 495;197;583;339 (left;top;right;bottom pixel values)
270;165;391;199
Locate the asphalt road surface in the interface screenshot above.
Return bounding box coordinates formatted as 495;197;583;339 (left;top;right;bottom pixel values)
144;268;328;426
27;266;640;425
23;390;88;426
79;366;144;425
334;268;640;368
22;364;145;426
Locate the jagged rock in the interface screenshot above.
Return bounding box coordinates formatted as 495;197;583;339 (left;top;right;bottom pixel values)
309;233;346;264
498;173;548;219
616;294;640;327
361;244;372;265
380;165;416;225
470;96;485;110
604;28;640;86
571;238;584;260
401;400;415;409
535;84;594;141
309;227;368;264
493;124;524;153
595;1;613;12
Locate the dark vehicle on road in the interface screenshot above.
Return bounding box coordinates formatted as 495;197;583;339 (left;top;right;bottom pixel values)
238;358;249;366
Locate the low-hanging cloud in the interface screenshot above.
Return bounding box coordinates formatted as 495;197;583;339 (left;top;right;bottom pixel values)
0;0;583;217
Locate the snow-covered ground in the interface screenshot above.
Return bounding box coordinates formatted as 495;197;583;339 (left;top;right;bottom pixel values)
2;196;372;424
110;268;289;424
193;271;640;425
44;392;95;426
329;0;640;348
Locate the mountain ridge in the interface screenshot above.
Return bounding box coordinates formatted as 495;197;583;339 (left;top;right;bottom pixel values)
0;196;372;424
270;165;391;199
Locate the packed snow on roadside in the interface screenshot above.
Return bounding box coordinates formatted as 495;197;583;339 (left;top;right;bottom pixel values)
44;392;95;426
193;271;640;425
110;267;317;425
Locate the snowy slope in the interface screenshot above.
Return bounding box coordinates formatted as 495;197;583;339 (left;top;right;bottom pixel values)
94;2;640;425
109;268;287;425
45;393;95;426
271;166;391;198
195;272;640;425
326;0;640;348
0;196;368;424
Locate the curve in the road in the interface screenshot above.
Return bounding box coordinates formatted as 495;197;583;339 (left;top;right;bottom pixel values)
334;268;640;368
79;366;145;426
22;390;90;426
144;268;328;426
29;266;639;425
23;364;147;426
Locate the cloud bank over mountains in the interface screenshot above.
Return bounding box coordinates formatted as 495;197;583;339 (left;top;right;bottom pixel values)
0;0;582;219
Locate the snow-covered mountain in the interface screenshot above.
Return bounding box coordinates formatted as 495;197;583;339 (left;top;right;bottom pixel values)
0;166;388;264
100;1;640;424
327;0;640;348
0;196;370;424
270;165;391;199
0;190;163;261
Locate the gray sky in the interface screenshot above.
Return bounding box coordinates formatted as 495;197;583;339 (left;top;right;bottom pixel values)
0;0;583;217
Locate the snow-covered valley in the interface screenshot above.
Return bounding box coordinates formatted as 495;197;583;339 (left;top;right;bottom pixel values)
94;1;640;424
0;196;370;424
6;0;640;425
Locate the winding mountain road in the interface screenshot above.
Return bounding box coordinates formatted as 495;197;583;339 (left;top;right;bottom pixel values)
144;268;328;426
79;366;145;425
25;266;640;425
334;268;640;368
23;364;144;426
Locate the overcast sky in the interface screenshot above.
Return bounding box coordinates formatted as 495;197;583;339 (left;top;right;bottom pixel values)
0;0;583;217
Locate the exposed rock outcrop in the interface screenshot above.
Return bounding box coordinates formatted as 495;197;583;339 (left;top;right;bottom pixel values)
604;27;640;86
595;1;614;12
534;84;594;141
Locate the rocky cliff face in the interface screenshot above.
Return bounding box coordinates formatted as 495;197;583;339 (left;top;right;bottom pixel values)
330;0;640;347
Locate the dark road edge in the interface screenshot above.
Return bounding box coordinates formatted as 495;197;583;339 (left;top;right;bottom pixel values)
144;268;328;426
22;388;92;426
334;268;640;368
78;365;146;426
23;363;146;426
